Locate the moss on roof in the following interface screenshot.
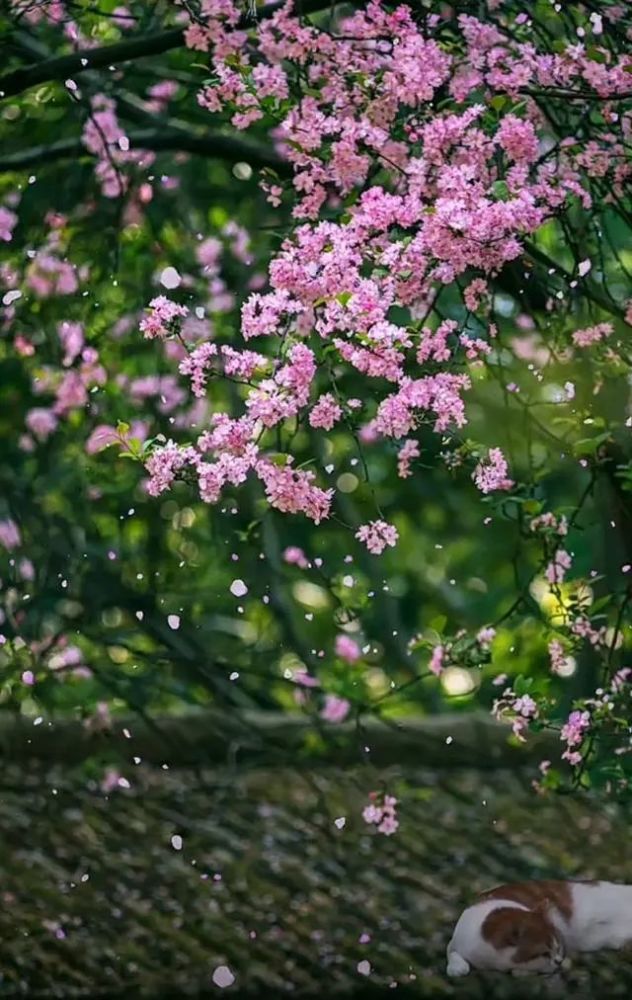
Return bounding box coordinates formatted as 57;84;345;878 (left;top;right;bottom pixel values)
0;756;631;998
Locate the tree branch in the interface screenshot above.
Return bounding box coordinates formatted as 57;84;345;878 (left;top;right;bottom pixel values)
523;240;627;322
0;28;185;99
0;0;352;100
0;126;291;175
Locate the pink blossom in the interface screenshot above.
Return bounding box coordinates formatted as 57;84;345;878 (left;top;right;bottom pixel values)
473;448;514;494
611;668;631;693
145;441;197;497
179;342;218;397
397;439;420;479
513;695;537;718
14;336;35;357
100;767;124;793
25;408;58;441
492;686;539;742
0;206;18;242
362;803;383;825
0;519;21;550
497;115;539;164
18;558;35;582
463;278;488;312
112;6;133;28
571;617;606;647
221;346;267;380
429;644;445;676
476;627;496;648
572;322;612;347
561;709;590;762
26;254;79;297
362;791;398;836
256;459;332;523
53;371;87;416
309;393;342;430
140;296;188;340
283;546;309;569
85;425;121;455
530;512;568;536
545;549;572;584
321;694;351;723
48;644;84;671
58;321;84;366
293;671;320;688
355;520;399;555
549;639;570;675
335;634;361;663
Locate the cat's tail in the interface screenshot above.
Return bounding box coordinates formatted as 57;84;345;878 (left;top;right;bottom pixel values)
446;950;470;977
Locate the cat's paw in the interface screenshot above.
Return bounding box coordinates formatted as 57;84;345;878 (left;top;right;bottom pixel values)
446;952;470;977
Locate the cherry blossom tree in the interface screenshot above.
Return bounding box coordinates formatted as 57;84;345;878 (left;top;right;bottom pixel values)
1;0;632;805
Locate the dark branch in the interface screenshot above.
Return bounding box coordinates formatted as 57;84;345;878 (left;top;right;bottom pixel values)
0;28;185;99
0;126;291;176
524;241;627;322
0;0;351;100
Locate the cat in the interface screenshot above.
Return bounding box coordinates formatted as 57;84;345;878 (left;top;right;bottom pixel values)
447;879;632;979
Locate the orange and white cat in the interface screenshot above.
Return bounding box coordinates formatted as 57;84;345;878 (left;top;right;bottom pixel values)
447;879;632;978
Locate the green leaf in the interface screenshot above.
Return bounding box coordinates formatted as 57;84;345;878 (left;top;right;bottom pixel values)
490;95;507;111
513;674;533;696
429;614;447;634
573;432;610;456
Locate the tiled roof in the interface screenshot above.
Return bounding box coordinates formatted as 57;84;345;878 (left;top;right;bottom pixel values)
1;754;630;998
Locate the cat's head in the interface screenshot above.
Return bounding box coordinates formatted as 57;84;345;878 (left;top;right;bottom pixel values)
485;903;566;974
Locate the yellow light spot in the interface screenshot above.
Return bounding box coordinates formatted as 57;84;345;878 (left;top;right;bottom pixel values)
292;581;331;609
441;667;478;696
337;473;359;493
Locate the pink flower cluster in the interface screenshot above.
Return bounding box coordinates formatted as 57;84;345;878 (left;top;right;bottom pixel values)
19;316;107;447
283;546;309;569
82;94;154;197
335;634;361;664
140;296;189;340
320;694;350;724
571;617;606;647
476;627;496;649
362;791;399;836
549;639;570;676
545;549;572;585
472;448;514;495
428;644;445;677
355;520;399;555
397;439;420;479
125;0;629;543
492;687;538;741
572;323;613;348
0;518;21;551
0;206;18;242
26;253;79;297
114;1;629;568
530;512;568;536
560;709;590;766
309;394;342;431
